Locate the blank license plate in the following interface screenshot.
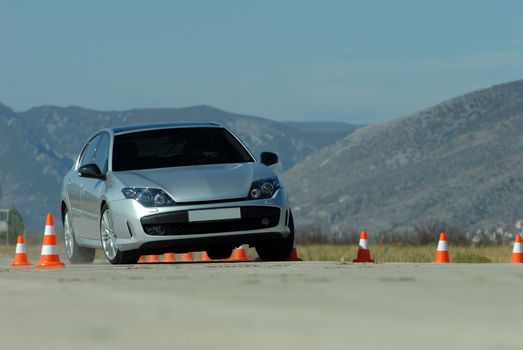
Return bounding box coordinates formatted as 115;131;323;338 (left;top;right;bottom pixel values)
188;207;241;222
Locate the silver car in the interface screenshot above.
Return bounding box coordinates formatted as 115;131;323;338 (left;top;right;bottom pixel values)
60;122;294;264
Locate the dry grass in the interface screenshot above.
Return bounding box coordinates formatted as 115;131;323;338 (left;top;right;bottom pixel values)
0;243;514;264
297;244;513;263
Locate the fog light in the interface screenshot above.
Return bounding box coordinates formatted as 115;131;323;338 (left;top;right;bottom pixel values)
153;225;166;235
261;182;273;195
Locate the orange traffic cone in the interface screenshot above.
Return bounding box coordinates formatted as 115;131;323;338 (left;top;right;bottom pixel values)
353;231;374;263
147;255;160;263
512;234;522;263
163;253;176;263
35;214;65;268
138;256;147;263
200;251;212;261
287;241;302;261
10;235;32;266
434;232;450;263
231;245;251;261
181;252;194;262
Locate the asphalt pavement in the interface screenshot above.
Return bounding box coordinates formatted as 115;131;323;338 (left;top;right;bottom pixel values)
0;259;521;350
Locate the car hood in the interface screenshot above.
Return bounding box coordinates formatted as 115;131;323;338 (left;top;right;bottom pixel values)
111;162;275;203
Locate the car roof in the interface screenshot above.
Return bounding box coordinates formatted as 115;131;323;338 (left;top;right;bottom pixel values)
111;121;223;135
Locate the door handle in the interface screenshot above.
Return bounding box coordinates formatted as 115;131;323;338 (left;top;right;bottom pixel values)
81;185;86;192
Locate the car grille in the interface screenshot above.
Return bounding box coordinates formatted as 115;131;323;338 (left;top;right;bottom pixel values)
141;206;280;236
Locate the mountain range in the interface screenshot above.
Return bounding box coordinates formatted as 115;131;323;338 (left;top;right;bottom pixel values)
284;79;523;235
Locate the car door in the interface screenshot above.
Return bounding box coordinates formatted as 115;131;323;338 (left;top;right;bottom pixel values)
80;133;110;240
67;171;83;227
73;134;102;238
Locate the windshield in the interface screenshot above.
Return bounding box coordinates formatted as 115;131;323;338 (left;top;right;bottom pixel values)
112;127;254;171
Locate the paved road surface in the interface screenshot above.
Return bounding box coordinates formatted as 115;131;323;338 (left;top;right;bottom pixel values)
0;260;521;350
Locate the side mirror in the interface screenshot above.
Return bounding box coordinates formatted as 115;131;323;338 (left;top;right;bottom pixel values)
79;164;105;179
260;152;278;166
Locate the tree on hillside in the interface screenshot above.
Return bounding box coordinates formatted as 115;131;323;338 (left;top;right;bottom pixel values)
8;206;25;245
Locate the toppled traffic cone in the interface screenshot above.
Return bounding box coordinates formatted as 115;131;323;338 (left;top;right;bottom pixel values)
11;235;32;266
353;231;374;263
200;251;212;261
35;214;65;268
163;253;176;263
434;232;450;263
147;255;160;263
287;240;302;261
232;245;251;261
512;234;522;263
181;252;194;262
138;256;147;263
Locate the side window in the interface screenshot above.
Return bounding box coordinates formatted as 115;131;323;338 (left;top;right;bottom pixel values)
93;134;110;174
79;135;102;168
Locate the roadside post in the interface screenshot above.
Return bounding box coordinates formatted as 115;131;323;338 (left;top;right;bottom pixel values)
0;209;9;245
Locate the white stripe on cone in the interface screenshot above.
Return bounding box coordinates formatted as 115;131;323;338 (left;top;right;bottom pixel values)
44;225;54;236
359;239;368;250
514;242;522;253
15;244;26;254
41;245;58;255
437;240;448;251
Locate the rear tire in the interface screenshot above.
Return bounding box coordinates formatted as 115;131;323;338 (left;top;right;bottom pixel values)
100;204;139;264
63;208;95;264
255;211;295;261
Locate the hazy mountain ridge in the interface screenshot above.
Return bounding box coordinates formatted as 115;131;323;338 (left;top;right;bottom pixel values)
0;107;66;232
0;104;356;231
284;80;523;234
284;121;361;134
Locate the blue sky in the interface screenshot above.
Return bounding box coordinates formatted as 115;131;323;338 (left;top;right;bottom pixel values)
1;0;522;123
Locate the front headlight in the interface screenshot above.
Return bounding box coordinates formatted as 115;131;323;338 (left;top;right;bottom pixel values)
248;177;280;200
121;188;175;207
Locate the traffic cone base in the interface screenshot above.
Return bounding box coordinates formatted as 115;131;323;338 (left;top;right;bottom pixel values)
287;241;302;261
232;245;251;261
147;255;160;263
35;214;65;268
35;260;65;268
353;231;374;263
434;251;450;264
200;251;212;261
512;234;522;264
353;252;374;263
181;252;194;262
11;235;33;266
434;232;450;263
163;253;176;263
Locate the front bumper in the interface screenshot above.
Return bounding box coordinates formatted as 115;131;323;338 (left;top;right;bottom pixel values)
108;188;291;252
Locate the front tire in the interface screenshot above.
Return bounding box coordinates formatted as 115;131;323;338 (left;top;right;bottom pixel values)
100;204;139;264
63;208;95;264
207;247;233;260
255;211;295;261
